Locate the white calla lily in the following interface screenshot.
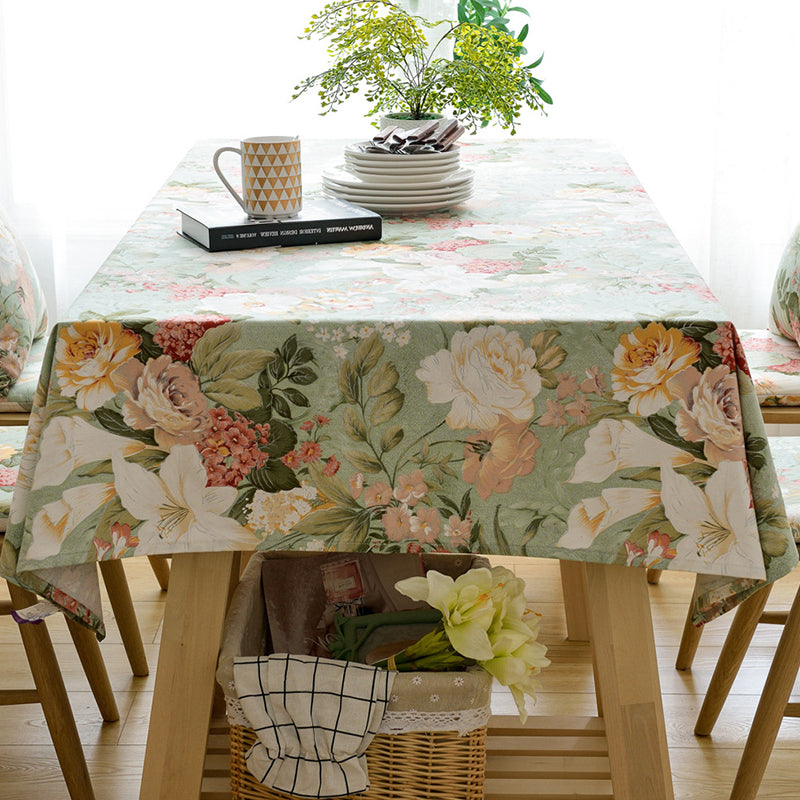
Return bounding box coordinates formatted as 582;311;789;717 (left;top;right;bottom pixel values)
112;445;257;554
391;564;549;723
559;488;661;549
34;416;147;490
661;461;765;579
27;482;116;560
397;568;496;660
568;419;694;484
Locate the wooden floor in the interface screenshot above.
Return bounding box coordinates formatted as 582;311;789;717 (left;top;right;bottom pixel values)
1;556;799;799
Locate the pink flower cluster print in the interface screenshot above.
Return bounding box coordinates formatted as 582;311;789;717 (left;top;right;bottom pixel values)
196;407;270;487
153;316;230;361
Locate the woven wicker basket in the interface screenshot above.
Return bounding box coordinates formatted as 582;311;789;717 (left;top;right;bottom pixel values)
219;552;491;800
229;723;487;800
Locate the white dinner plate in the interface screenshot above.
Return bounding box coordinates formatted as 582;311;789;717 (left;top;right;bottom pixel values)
341;169;465;186
323;165;474;191
345;141;461;163
345;153;460;170
322;177;473;200
344;159;458;178
323;187;473;213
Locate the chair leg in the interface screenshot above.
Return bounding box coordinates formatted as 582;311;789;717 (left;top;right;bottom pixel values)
646;568;663;585
675;601;705;671
694;584;772;736
7;582;97;800
729;584;800;800
147;555;171;592
99;559;149;677
65;616;120;722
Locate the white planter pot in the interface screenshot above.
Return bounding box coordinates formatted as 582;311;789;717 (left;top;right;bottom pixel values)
379;113;448;132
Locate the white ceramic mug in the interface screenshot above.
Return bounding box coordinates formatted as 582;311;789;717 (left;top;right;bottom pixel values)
213;136;302;219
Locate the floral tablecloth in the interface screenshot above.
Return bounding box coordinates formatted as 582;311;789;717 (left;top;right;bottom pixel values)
0;138;796;636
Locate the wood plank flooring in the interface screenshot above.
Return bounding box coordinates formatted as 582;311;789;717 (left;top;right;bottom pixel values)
1;556;799;800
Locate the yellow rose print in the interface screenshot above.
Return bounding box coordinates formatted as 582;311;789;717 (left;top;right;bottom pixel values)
611;322;701;416
55;321;141;411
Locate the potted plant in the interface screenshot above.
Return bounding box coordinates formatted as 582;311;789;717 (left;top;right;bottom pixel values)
293;0;552;133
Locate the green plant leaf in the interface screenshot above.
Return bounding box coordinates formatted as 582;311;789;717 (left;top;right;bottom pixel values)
368;362;399;397
308;462;360;508
745;432;768;470
459;489;472;519
204;379;261;411
269;355;288;382
281;387;310;408
527;52;544;68
271;392;292;419
291;506;365;537
437;494;460;515
95;408;157;446
190;323;240;376
288;366;318;386
380;425;404;452
339;512;374;550
339;360;360;404
344;407;367;441
354;333;384;376
249;459;301;493
344;449;383;473
647;415;706;459
203;350;274;382
370;388;404;425
292;346;315;366
265;419;297;458
493;505;512;555
281;335;299;364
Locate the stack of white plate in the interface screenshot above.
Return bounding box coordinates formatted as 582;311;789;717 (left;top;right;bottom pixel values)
322;142;473;214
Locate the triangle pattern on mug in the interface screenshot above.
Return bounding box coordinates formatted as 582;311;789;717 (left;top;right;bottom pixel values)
241;140;301;216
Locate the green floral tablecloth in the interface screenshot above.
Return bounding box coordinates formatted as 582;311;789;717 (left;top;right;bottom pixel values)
0;138;795;635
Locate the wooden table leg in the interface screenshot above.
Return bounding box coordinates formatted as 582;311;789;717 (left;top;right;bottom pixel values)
584;563;674;800
139;551;237;800
559;560;590;641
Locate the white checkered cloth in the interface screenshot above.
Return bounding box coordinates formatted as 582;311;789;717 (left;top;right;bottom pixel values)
233;654;396;798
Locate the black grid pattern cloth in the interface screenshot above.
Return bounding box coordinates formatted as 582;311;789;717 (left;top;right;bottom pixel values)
233;653;396;798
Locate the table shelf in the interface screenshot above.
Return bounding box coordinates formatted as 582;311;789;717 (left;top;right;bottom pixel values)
200;715;614;800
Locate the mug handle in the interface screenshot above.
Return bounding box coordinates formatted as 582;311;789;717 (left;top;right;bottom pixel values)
212;146;246;211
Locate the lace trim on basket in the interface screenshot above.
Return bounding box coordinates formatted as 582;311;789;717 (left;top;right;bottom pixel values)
225;687;490;737
378;707;490;737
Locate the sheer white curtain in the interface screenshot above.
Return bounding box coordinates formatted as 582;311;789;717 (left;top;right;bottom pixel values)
1;0;798;326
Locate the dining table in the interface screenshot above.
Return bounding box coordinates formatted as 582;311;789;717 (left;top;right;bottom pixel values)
1;136;797;800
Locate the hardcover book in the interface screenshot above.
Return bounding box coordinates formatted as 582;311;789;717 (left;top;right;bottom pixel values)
178;198;382;251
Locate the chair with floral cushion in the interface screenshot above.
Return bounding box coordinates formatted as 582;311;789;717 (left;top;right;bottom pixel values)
671;436;800;800
0;207;158;677
0;211;171;591
1;539;102;800
646;222;800;593
646;229;800;798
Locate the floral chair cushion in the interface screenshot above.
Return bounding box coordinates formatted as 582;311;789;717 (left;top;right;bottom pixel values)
0;335;47;415
0;425;27;532
0;207;48;396
738;329;800;406
768;436;800;543
769;219;800;344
